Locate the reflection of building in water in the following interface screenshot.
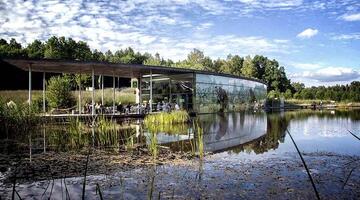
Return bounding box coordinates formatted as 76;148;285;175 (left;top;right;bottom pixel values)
199;112;267;152
151;112;289;154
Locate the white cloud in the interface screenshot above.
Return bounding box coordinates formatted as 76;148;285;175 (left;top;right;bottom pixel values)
330;33;360;40
237;0;303;8
290;62;324;70
340;13;360;21
292;67;360;82
297;28;319;39
0;0;294;61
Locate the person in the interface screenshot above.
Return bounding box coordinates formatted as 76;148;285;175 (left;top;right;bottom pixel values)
162;101;167;112
175;103;180;110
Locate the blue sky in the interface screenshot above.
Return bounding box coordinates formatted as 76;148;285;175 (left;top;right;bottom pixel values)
0;0;359;86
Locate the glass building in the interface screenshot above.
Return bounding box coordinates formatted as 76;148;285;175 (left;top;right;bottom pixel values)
3;58;267;114
140;72;267;113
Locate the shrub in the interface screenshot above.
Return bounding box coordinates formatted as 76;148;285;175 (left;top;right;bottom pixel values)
47;76;75;109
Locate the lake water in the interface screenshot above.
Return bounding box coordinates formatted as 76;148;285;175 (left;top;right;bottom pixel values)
1;109;359;199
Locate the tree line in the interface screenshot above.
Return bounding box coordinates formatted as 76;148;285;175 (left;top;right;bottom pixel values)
0;36;359;102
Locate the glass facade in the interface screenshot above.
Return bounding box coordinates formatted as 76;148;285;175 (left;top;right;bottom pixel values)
140;73;194;111
195;74;267;113
140;72;267;113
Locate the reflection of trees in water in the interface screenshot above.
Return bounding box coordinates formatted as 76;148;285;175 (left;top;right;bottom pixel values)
282;109;360;122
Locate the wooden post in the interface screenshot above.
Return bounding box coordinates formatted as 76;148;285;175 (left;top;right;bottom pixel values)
92;67;95;115
28;64;32;107
42;72;46;113
113;73;115;115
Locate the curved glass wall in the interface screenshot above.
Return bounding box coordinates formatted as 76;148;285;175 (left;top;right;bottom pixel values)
140;73;194;111
195;74;267;113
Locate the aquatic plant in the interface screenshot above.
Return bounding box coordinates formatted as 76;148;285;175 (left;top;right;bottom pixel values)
194;121;204;159
144;110;189;125
0;99;41;134
148;132;158;160
96;116;118;134
188;121;204;159
145;122;189;135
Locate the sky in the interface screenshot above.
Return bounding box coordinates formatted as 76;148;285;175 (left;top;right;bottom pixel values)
0;0;359;86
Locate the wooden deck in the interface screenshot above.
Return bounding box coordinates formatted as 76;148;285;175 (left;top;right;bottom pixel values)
39;113;146;121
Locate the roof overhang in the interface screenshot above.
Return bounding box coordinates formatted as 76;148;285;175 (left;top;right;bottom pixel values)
1;58;266;84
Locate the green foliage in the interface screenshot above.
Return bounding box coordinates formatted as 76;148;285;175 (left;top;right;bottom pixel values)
144;110;189;126
47;76;75;109
26;40;45;58
0;38;25;58
241;56;258;78
289;81;360;102
284;89;293;99
267;90;280;99
0;99;40;134
44;36;92;61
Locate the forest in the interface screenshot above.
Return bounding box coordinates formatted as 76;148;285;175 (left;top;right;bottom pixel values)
0;36;359;102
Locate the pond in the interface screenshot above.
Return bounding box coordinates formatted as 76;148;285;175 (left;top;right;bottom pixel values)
0;109;359;199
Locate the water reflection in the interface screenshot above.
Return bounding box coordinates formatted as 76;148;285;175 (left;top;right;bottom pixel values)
1;109;359;160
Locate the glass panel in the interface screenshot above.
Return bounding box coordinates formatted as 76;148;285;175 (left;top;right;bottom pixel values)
195;74;267;113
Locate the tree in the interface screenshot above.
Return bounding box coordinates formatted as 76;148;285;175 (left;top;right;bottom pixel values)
184;48;206;70
47;76;75;109
202;56;214;71
92;49;106;61
26;40;45;58
284;89;292;99
212;58;225;73
221;54;243;75
241;56;257;78
252;55;267;80
0;38;25;58
144;52;162;66
44;36;66;59
291;82;305;94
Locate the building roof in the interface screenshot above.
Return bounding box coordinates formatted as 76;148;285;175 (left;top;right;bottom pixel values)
2;58;266;84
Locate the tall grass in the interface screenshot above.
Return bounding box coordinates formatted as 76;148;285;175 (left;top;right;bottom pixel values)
148;132;158;160
188;120;204;158
0;99;40;134
144;110;189;125
194;121;204;159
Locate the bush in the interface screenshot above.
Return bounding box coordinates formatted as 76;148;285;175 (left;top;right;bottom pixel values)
47;76;75;109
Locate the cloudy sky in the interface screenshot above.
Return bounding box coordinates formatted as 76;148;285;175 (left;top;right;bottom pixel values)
0;0;359;86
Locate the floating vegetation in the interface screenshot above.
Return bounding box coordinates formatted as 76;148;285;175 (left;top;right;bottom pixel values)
144;110;189;125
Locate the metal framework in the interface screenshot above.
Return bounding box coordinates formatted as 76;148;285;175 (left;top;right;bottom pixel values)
3;58;265;116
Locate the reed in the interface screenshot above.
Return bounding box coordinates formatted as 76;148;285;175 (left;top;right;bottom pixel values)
0;99;40;134
144;110;189;126
97;116;118;134
194;121;204;159
148;132;158;160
